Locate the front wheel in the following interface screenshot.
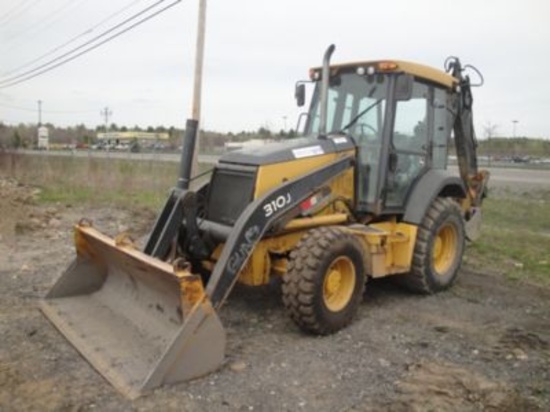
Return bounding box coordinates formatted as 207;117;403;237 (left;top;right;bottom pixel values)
282;226;366;335
401;198;465;294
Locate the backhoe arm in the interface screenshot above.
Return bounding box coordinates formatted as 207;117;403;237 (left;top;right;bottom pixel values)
447;57;489;207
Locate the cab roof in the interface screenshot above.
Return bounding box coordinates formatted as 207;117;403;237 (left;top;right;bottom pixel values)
312;60;457;89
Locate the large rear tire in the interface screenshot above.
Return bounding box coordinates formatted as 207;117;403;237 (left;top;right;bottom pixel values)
282;226;366;335
402;197;465;294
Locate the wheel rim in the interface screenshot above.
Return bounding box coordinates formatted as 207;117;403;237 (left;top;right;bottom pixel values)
432;223;458;275
323;256;356;312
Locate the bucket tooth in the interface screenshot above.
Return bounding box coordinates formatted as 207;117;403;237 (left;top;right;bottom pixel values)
41;224;226;399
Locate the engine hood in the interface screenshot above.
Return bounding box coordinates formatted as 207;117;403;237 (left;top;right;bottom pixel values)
219;135;355;166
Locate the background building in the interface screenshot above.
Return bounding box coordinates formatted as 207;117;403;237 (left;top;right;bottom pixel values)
96;131;169;150
37;126;49;150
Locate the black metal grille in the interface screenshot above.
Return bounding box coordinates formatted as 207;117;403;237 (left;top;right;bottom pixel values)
206;168;256;226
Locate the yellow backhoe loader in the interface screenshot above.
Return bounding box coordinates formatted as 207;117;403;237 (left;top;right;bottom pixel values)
41;45;489;398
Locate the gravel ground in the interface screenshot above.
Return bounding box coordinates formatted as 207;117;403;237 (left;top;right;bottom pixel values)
0;178;549;411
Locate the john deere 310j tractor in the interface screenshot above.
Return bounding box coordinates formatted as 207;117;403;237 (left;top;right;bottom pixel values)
41;45;489;398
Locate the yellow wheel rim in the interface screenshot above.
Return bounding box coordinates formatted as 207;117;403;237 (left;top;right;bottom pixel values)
323;256;356;312
432;223;457;275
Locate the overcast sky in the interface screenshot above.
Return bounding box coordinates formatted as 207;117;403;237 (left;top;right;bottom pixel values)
0;0;549;138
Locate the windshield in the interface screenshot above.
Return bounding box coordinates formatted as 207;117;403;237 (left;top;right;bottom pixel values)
306;72;389;141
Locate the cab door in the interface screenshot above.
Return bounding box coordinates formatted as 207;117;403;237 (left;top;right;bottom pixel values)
383;79;451;210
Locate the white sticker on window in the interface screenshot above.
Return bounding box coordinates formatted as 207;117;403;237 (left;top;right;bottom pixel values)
331;137;347;144
292;145;324;158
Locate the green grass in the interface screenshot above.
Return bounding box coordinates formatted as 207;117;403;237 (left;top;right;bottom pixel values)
0;151;212;210
466;190;550;286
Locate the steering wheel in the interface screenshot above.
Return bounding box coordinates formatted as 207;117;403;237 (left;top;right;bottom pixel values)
359;123;377;136
356;124;379;146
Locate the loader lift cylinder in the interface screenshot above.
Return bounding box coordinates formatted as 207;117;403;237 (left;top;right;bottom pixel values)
177;119;199;190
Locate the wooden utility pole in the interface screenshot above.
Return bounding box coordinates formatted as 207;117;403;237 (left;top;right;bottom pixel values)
177;0;207;189
190;0;207;178
192;0;207;122
37;100;42;126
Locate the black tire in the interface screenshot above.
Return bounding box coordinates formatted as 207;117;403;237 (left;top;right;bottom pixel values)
401;197;465;294
282;226;366;335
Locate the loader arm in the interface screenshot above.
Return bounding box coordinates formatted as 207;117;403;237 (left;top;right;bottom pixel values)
143;189;187;259
206;155;354;307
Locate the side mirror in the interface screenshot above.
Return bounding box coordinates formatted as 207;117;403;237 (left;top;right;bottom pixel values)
395;74;414;101
295;83;306;107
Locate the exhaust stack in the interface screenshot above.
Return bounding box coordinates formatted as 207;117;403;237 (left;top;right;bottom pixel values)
319;44;335;138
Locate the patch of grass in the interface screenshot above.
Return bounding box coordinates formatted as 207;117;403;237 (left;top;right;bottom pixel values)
466;194;550;286
39;186;95;204
0;151;212;211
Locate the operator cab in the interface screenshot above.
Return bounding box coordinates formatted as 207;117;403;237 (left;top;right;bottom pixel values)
300;61;456;215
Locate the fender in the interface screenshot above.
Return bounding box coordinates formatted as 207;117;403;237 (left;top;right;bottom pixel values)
402;169;466;225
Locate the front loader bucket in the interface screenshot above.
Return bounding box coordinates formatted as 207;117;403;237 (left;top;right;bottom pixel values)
40;224;226;399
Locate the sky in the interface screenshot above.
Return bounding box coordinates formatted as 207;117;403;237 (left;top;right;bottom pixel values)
0;0;549;138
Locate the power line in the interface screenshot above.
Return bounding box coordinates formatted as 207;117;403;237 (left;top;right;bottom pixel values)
0;0;175;87
0;101;96;113
0;0;182;89
0;0;31;23
1;0;147;77
1;0;168;82
0;0;41;26
0;102;36;112
2;0;84;46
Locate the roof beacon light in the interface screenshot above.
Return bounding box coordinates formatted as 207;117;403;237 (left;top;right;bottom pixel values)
378;61;398;71
309;69;321;81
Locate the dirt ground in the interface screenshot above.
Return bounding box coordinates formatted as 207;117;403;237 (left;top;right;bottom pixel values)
0;177;549;411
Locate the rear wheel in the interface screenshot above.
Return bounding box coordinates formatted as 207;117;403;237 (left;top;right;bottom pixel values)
282;226;366;335
401;197;465;294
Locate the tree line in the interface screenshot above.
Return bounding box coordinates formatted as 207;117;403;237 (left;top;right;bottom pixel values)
476;137;550;158
0;122;297;151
